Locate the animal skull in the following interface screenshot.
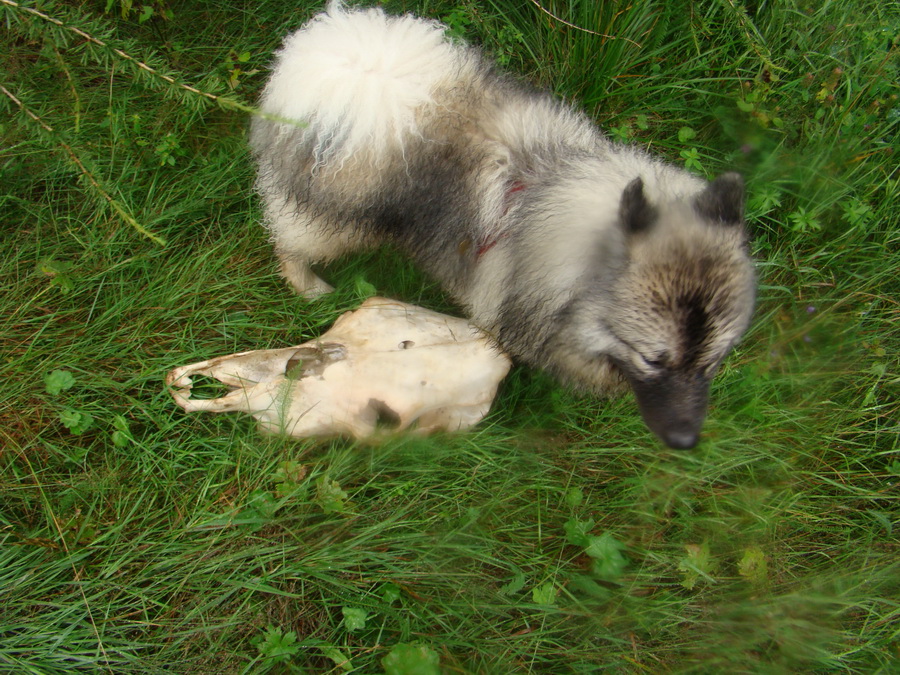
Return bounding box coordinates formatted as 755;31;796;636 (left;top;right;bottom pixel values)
166;297;511;438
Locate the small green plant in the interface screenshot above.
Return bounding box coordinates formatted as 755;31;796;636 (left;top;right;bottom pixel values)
341;606;368;632
220;49;258;90
315;473;353;514
493;24;525;66
153;133;184;166
58;408;94;435
610;124;632;142
675;128;705;172
737;546;769;587
736;87;785;129
104;0;173;22
564;486;584;508
60;509;98;548
381;582;402;604
240;490;279;527
679;147;704;173
441;8;473;41
531;580;557;605
564;518;629;581
788;206;822;232
252;625;301;666
748;185;783;217
353;275;377;300
110;415;132;448
677;126;697;144
841;198;875;230
382;643;441;675
273;460;308;497
44;369;95;439
37;260;76;294
677;542;715;590
584;532;629;579
44;370;76;396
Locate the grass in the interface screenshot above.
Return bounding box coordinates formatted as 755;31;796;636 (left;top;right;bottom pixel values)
1;0;898;672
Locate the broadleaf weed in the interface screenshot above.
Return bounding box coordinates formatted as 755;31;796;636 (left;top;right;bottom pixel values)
252;625;301;665
382;643;441;675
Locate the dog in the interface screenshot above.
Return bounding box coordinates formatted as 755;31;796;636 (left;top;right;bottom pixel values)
249;1;756;449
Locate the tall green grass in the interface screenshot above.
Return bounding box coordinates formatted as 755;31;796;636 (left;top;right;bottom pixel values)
1;0;897;672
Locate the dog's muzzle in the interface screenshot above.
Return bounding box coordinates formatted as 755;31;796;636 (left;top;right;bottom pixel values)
626;372;711;450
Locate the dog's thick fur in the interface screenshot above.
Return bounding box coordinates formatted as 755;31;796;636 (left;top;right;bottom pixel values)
250;2;756;449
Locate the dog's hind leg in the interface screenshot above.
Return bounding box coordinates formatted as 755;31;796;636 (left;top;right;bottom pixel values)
277;250;335;299
264;197;368;298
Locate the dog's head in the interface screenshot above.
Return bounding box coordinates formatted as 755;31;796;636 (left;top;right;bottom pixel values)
581;173;756;449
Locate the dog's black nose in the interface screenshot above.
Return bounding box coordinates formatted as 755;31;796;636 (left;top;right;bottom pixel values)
663;429;699;450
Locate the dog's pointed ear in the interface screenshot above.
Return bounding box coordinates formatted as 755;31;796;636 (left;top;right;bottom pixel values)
693;172;744;225
620;177;657;234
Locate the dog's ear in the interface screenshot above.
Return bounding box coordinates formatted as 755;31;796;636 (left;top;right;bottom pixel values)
693;172;744;225
620;177;657;234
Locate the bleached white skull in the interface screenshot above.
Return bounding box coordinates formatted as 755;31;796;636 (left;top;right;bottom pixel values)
167;297;511;438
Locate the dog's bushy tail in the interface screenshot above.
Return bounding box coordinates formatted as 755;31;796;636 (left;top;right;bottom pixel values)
257;1;463;169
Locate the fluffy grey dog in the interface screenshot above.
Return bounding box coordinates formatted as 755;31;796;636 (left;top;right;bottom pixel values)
250;2;756;449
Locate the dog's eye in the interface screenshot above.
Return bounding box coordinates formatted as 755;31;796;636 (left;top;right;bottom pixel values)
641;354;666;369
